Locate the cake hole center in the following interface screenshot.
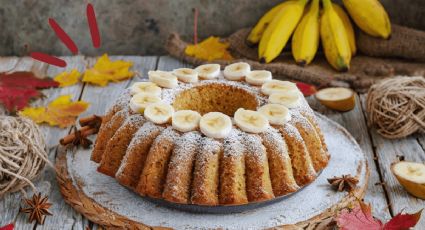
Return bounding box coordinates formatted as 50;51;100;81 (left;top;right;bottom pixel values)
172;83;259;116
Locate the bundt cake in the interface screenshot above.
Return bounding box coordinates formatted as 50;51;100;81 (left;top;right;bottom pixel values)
91;62;330;206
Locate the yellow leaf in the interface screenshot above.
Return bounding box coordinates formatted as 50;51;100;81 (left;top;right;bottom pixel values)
54;69;81;87
185;36;234;61
19;95;90;128
82;54;134;86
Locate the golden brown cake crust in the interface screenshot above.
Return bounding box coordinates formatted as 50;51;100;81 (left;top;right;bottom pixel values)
260;128;300;196
97;114;146;177
277;124;317;186
91;75;331;207
136;127;180;198
243;134;275;202
219;129;248;205
191;138;222;206
291;113;329;172
92;109;129;163
162;132;202;204
115;122;163;189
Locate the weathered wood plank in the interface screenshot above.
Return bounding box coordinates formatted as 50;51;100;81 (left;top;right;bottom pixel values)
307;94;392;220
157;55;192;70
29;56;88;230
417;134;425;152
359;95;425;227
0;57;52;229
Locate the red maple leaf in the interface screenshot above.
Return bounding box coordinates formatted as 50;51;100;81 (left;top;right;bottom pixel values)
336;206;383;230
0;71;58;112
383;210;422;230
0;224;14;230
295;81;317;96
336;200;422;230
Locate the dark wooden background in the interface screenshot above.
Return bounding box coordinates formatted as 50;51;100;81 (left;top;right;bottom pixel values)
0;0;424;56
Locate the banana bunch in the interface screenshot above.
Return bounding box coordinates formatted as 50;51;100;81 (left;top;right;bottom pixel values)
247;0;391;71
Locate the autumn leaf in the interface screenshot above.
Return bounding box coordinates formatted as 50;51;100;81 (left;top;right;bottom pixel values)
383;209;422;230
185;36;234;61
82;54;134;86
54;69;81;87
19;95;89;128
336;206;383;230
295;81;317;96
0;71;59;112
0;224;14;230
336;200;422;230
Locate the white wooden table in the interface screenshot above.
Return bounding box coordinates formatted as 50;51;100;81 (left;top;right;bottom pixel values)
1;56;424;229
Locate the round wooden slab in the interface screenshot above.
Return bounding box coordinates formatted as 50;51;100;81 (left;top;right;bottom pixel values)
56;114;369;229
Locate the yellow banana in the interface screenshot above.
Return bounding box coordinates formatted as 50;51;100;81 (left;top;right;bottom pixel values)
342;0;391;39
320;0;351;71
247;1;293;45
332;4;356;55
291;0;320;65
259;0;308;63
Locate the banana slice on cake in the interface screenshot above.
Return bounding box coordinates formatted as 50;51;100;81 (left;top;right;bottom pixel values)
258;104;291;125
391;161;425;199
172;68;199;83
261;80;300;95
129;82;162;96
234;108;269;133
200;112;232;138
195;64;221;80
130;93;162;113
144;102;174;124
245;70;272;86
269;92;301;108
223;62;251;81
172;110;202;132
148;70;178;88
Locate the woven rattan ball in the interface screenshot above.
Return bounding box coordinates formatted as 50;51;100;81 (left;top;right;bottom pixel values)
366;76;425;139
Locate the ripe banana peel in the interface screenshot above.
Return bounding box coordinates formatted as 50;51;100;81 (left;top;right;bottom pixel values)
320;0;351;72
247;1;293;45
291;0;320;65
259;0;308;63
342;0;391;39
332;3;356;56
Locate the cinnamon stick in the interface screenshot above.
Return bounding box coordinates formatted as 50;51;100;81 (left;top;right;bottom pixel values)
59;126;98;146
79;115;102;127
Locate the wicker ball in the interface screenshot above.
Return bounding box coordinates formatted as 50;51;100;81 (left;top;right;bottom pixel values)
366;76;425;139
0;116;49;197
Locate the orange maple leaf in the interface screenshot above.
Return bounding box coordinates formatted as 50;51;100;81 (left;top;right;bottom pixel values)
19;95;89;128
82;54;134;86
54;69;81;87
185;36;233;61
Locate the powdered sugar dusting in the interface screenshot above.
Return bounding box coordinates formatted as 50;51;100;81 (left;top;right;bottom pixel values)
261;127;290;160
70;114;367;229
223;128;245;157
168;131;202;167
127;122;164;151
243;134;266;160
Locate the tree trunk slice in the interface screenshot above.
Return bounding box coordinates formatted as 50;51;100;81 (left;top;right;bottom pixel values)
166;29;425;93
55;114;369;229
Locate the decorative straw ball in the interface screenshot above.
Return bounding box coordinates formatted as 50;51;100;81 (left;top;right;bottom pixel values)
366;76;425;139
0;116;49;197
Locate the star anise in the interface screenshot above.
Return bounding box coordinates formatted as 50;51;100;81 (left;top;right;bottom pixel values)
327;174;359;192
72;127;93;149
19;193;53;224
